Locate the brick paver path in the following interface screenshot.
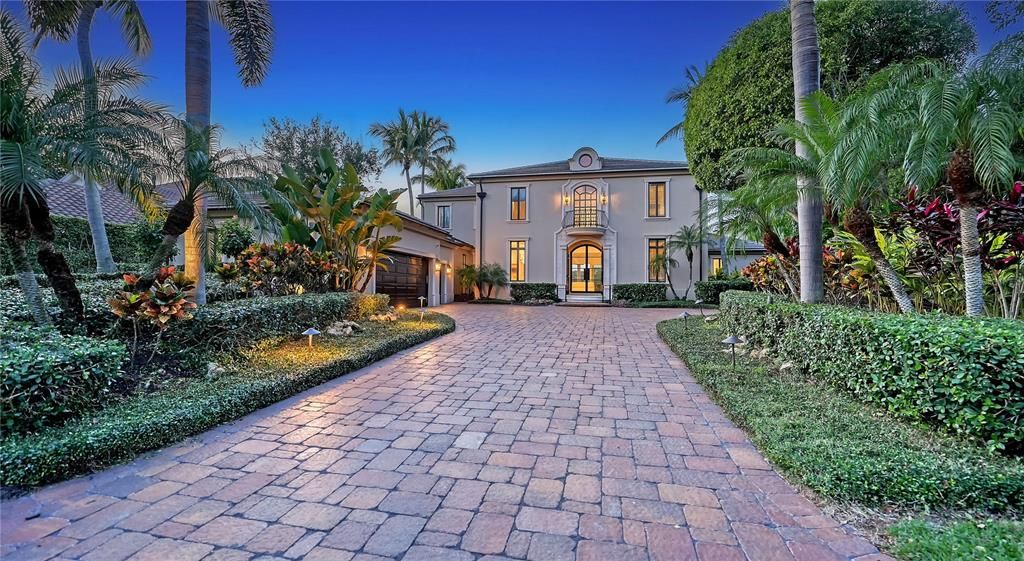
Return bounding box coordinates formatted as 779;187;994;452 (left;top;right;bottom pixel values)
2;304;891;561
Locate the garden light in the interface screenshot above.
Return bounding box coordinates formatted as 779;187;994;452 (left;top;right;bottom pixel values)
678;310;691;328
722;334;741;369
302;327;320;348
694;299;706;317
417;296;427;322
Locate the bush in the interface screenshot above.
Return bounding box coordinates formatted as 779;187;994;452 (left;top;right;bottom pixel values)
657;318;1024;511
1;327;125;434
720;291;1024;452
1;313;454;488
613;283;666;302
694;278;753;304
235;242;345;296
510;283;557;302
216;219;255;259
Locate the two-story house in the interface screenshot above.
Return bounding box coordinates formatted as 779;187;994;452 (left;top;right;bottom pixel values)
420;147;716;302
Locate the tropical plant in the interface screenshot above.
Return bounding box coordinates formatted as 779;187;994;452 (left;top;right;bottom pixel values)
235;242;341;296
369;109;419;214
110;266;196;363
412;112;455;217
26;0;153;274
181;0;274;304
216;218;254;260
649;253;680;300
476;263;508;299
669;224;702;299
251;115;381;180
422;159;468;191
456;265;479;297
657;64;705;146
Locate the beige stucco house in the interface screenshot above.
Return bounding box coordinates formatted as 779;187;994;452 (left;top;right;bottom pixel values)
420;147;731;302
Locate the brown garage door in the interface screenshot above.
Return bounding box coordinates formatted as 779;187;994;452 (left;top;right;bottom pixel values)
376;252;428;308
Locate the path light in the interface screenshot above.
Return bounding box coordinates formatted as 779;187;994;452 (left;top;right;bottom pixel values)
418;296;427;323
302;327;321;348
694;300;706;317
722;335;741;369
678;311;691;328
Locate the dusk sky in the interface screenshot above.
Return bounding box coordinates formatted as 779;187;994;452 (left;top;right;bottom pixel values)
10;1;1019;189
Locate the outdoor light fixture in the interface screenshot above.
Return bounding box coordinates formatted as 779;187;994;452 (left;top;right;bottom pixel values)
302;327;321;348
563;195;571;205
435;262;442;272
722;334;741;369
417;296;427;322
694;299;706;317
678;310;691;328
600;194;608;204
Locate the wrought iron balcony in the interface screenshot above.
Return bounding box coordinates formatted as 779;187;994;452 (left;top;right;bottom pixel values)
562;210;608;233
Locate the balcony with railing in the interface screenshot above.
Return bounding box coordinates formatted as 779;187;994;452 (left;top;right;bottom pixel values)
562;209;608;235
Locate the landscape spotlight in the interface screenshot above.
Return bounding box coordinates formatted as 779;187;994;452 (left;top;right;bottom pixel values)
722;334;741;369
677;310;691;328
694;300;706;317
302;327;321;348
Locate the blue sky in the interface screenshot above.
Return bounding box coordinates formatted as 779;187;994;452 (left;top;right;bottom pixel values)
10;1;1018;189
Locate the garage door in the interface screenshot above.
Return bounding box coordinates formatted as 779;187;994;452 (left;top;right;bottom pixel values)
376;252;428;308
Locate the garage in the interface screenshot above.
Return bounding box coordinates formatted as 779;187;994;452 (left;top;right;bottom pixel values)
376;251;428;309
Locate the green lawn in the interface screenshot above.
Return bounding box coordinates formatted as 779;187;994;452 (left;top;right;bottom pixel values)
890;520;1024;561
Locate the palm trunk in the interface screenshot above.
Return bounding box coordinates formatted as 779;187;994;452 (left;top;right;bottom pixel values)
790;0;824;303
404;165;415;215
26;197;84;322
1;210;50;326
959;203;984;316
685;257;694;300
666;271;679;300
844;208;914;313
76;2;117;274
419;161;426;219
777;260;799;299
140;198;194;289
185;0;212;304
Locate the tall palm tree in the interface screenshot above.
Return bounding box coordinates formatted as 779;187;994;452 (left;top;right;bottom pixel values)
789;0;824;303
899;38;1024;316
669;224;702;299
26;0;152;274
412;112;455;218
183;0;273;304
657;64;705;146
369;109;418;214
421;158;468;191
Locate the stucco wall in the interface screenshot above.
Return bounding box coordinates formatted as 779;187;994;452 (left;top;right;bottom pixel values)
421;198;476;248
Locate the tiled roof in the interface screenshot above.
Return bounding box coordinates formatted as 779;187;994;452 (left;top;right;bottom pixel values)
155;182;269;210
43;179;142;225
468;157;688;180
418;185;478;200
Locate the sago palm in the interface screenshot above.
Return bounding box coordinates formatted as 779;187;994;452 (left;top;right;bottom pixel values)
412;112;455;217
422;159;468;191
26;0;152;273
369;109;419;215
668;224;702;299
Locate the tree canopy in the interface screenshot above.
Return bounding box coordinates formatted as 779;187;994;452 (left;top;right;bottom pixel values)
681;0;976;192
252;116;381;181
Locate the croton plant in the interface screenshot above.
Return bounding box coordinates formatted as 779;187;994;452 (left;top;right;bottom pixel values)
109;267;197;331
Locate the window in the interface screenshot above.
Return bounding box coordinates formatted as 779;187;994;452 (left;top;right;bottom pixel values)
509;240;526;282
711;257;723;276
647;181;667;217
437;205;451;229
510;187;527;221
463;253;469;267
648;238;667;282
573;185;598;227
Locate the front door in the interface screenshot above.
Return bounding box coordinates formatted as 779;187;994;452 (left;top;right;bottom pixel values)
569;244;603;293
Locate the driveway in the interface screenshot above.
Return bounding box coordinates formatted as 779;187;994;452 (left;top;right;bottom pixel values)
1;304;888;561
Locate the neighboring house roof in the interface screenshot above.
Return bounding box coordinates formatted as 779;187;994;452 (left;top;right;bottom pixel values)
395;211;473;248
707;239;767;254
43;179;142;225
468;157;688;180
155;182;270;210
418;185;478;201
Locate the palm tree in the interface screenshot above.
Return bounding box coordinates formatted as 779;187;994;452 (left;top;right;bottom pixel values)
669;224;702;299
183;0;274;304
141;120;275;290
412;112;455;218
421;159;468;191
369;109;418;215
26;0;152;274
789;0;824;303
899;39;1024;316
657;64;705;146
650;253;681;300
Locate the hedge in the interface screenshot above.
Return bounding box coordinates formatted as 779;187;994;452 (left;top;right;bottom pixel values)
720;291;1024;452
657;318;1024;511
694;278;753;304
1;328;125;434
1;313;455;488
0;215;161;275
510;283;558;302
612;283;666;302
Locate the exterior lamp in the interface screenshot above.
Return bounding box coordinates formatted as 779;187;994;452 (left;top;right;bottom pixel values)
722;335;741;369
563;195;571;205
417;296;427;322
694;299;706;317
302;327;321;348
677;311;691;328
435;262;442;272
600;194;607;204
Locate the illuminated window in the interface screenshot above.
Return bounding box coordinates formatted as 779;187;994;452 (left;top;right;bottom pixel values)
648;238;667;282
711;257;723;276
509;240;526;282
437;205;451;229
510;187;527;221
647;181;667;217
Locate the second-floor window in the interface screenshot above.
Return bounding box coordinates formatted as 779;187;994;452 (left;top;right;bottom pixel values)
648;238;667;282
573;185;598;226
510;187;527;221
437;205;451;229
647;181;667;217
509;240;526;282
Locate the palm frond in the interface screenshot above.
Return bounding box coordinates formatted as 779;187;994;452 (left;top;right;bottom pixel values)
214;0;274;87
106;0;152;56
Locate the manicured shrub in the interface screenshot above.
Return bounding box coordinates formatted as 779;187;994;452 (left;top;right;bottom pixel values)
1;327;125;434
510;283;558;302
216;219;254;259
658;319;1024;511
235;242;345;296
0;216;163;275
694;278;753;304
612;283;666;302
720;291;1024;452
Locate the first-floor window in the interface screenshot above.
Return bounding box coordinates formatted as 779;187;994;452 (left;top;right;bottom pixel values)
711;257;723;276
648;238;667;282
437;205;451;229
509;240;526;282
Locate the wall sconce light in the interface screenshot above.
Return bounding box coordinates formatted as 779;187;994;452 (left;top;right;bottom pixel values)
563;195;571;205
600;194;608;204
302;327;321;348
435;262;442;272
722;334;741;369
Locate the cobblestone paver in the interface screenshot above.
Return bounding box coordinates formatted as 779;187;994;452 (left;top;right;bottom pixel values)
1;304;892;561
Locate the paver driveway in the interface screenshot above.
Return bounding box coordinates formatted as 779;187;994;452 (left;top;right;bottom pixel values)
2;304;889;561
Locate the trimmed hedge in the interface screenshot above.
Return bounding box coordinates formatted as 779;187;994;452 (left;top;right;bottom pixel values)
658;318;1024;511
613;283;666;303
694;278;753;304
1;313;455;488
1;328;125;434
720;291;1024;452
510;283;558;302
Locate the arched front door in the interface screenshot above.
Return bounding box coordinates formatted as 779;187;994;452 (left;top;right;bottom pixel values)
569;244;603;294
